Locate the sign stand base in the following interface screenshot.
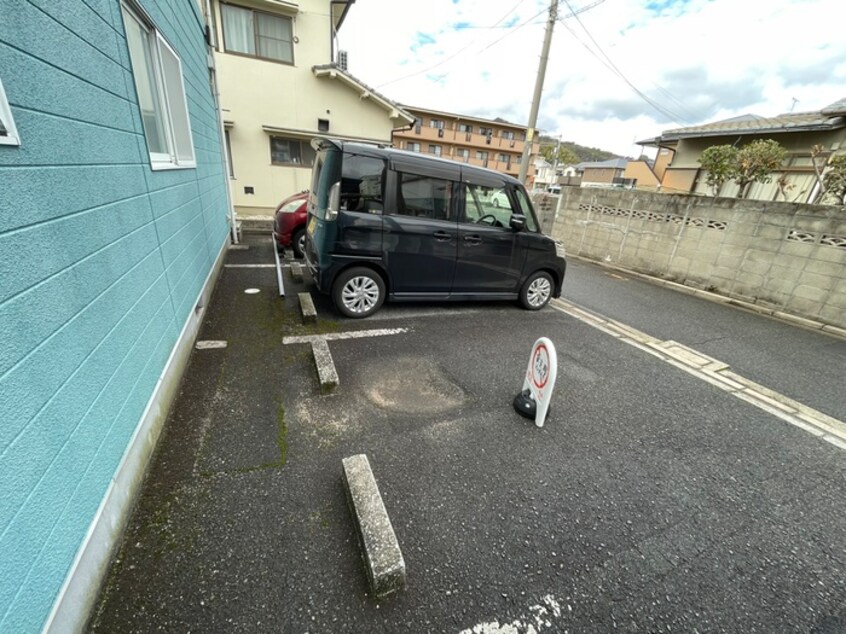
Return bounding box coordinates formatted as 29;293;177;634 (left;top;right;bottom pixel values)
513;389;536;420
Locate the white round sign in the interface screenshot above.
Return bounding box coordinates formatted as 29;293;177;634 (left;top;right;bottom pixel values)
522;337;557;428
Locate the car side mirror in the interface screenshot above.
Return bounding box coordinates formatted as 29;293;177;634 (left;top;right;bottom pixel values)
510;214;526;231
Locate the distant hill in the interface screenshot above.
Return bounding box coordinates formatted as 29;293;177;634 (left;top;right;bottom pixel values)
538;135;623;163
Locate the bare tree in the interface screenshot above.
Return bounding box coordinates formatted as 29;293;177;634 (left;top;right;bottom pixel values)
809;144;830;203
822;154;846;205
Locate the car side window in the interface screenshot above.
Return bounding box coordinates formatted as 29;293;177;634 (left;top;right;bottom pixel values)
340;154;385;214
395;172;453;220
462;183;513;228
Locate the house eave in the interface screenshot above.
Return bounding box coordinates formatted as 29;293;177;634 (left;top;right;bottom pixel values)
260;125;391;145
312;65;414;126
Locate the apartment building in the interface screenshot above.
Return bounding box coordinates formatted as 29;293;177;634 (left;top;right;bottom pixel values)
392;106;540;183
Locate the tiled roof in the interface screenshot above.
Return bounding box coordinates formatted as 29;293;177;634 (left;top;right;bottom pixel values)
822;97;846;115
576;158;628;170
640;98;846;145
661;112;843;138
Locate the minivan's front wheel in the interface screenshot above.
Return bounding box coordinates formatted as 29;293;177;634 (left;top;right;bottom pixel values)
519;271;553;310
332;267;385;318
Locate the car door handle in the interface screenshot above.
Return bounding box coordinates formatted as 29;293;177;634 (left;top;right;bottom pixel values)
463;234;482;245
433;231;452;241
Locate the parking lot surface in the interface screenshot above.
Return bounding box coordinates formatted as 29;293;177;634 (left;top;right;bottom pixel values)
90;234;846;633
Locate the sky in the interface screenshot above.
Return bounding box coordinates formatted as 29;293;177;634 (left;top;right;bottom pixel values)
337;0;846;158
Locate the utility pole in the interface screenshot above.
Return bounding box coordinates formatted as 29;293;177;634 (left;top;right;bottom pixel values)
518;0;558;185
550;134;562;190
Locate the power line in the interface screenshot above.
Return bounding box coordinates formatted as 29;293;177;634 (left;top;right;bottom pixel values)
559;0;607;20
557;0;693;124
427;6;550;84
375;1;542;89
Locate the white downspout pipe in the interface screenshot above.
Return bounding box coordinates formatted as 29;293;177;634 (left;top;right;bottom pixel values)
204;0;239;244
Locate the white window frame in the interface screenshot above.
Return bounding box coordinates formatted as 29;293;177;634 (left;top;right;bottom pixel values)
0;77;20;147
122;3;196;170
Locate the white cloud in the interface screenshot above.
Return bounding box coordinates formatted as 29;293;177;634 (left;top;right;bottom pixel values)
338;0;846;157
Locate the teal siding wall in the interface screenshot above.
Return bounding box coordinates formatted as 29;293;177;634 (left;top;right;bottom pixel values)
0;0;230;631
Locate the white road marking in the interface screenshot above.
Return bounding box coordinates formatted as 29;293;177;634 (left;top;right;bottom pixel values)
224;264;280;268
282;327;408;345
459;594;564;633
244;288;260;294
195;340;227;349
551;298;846;449
229;244;250;250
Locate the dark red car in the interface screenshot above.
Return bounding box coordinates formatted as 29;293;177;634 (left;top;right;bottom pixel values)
273;190;308;258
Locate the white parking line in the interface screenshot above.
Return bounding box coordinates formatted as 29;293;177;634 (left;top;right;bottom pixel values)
283;327;408;345
195;340;227;349
283;328;409;392
459;594;565;633
551;298;846;450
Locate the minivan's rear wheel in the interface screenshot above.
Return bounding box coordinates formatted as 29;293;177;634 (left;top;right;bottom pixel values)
332;267;385;318
520;271;553;310
292;228;306;259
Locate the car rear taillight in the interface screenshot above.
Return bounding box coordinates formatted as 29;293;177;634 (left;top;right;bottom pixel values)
326;181;341;221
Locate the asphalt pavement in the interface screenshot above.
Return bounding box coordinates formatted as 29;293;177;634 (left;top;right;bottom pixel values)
89;233;846;633
561;257;845;422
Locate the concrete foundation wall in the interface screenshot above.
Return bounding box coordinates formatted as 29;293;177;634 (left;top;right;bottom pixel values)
535;189;846;329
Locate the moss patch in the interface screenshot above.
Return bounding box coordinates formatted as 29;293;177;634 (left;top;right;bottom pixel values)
232;402;287;474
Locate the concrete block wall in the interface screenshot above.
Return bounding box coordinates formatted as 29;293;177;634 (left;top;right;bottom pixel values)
539;188;846;329
0;1;230;631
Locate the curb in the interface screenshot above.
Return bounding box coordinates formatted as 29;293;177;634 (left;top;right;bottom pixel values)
236;215;274;233
569;255;846;340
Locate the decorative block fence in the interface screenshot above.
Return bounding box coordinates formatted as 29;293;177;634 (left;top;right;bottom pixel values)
533;188;846;329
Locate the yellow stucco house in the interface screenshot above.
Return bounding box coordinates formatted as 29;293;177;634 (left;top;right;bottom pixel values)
207;0;414;217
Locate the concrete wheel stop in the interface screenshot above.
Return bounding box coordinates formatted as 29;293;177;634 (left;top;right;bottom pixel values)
342;454;406;598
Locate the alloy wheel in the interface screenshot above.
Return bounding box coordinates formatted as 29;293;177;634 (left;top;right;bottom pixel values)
341;276;381;314
526;276;551;307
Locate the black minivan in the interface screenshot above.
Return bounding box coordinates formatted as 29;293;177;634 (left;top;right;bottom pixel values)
303;139;566;318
